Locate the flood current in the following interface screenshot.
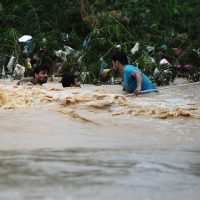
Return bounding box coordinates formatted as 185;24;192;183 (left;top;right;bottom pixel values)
0;80;200;200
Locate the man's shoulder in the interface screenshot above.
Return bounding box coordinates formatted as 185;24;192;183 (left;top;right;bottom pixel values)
124;65;139;73
125;64;138;69
17;77;35;85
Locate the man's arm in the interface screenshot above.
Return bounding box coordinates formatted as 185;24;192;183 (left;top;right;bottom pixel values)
132;70;143;96
121;80;129;92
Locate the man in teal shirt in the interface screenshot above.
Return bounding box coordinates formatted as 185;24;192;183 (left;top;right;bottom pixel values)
112;51;156;96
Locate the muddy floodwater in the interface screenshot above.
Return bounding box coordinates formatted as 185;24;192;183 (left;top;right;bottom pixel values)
0;79;200;200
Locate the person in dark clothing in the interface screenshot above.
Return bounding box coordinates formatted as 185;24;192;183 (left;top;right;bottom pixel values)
61;74;80;88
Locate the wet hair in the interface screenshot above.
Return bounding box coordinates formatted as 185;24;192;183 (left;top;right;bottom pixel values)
33;65;49;75
61;74;76;87
112;51;128;65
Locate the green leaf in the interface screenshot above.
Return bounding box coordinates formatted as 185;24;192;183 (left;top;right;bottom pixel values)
115;24;122;39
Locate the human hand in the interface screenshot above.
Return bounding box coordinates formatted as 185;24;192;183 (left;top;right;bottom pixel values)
134;86;141;96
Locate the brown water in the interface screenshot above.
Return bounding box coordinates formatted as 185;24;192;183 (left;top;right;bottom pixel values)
0;80;200;200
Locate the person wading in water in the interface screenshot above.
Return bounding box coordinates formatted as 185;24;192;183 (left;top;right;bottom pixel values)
17;65;48;85
112;51;157;96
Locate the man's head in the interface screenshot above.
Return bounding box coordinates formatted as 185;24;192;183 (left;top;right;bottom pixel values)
33;65;48;84
61;74;80;87
112;51;128;72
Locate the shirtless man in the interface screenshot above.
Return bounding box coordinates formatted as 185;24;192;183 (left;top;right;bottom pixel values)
17;65;48;85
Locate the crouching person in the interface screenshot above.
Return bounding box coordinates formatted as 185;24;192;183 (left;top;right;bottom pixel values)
17;65;48;85
112;51;157;96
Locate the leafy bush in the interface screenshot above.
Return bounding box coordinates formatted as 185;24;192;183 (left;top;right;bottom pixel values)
0;0;199;82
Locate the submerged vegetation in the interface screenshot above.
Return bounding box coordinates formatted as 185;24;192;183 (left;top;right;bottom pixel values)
0;0;200;84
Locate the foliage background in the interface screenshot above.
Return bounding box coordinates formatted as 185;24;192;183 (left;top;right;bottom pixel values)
0;0;200;81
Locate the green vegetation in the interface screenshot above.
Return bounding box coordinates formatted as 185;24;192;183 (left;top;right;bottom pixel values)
0;0;200;83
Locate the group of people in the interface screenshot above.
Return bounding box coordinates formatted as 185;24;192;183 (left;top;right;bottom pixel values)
17;51;156;96
16;65;80;87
